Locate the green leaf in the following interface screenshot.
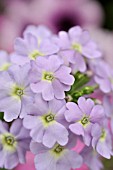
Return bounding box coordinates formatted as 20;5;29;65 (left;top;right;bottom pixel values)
102;157;113;170
0;112;4;120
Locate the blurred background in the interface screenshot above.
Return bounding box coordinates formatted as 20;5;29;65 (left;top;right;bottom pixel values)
0;0;113;68
0;0;113;170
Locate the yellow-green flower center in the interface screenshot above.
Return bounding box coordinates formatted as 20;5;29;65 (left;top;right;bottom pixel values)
14;87;24;97
54;144;64;153
0;133;17;152
71;43;82;53
41;113;55;127
100;129;106;142
11;85;24;100
81;116;89;125
79;116;90;128
45;114;54;122
5;136;15;146
50;143;66;159
29;50;44;60
16;89;24;96
0;63;11;71
42;71;54;82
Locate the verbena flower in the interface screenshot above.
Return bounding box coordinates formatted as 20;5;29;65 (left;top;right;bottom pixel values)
103;94;113;134
13;30;59;65
30;55;74;101
0;51;11;71
53;26;101;72
30;133;83;170
94;60;113;93
0;119;31;169
91;122;113;159
64;97;105;146
23;94;69;148
23;25;52;39
0;64;34;121
80;146;103;170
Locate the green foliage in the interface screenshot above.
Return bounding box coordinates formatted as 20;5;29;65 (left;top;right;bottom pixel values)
0;112;4;120
102;157;113;170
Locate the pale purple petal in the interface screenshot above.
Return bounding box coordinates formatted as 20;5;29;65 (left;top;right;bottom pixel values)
66;150;83;169
71;53;86;73
48;98;66;114
58;31;70;49
78;97;94;115
69;26;82;41
43;122;69;148
42;83;54;101
95;76;111;93
69;123;84;136
0;121;8;133
52;79;65;99
17;147;26;163
55;65;75;85
14;38;29;56
0;97;21;122
46;55;63;72
59;50;75;65
40;39;59;55
5;152;19;169
30;141;48;155
10;119;22;136
65;102;83;122
11;53;30;66
30;81;48;93
23;115;38;129
90;105;104;123
96;141;111;159
34;152;56;170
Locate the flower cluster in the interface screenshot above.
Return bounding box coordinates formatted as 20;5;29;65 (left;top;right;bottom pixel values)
0;25;113;170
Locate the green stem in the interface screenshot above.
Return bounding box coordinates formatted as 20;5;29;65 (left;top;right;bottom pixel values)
0;112;4;120
67;84;99;103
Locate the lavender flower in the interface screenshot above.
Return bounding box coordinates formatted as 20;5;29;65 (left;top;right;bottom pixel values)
0;51;11;71
30;55;74;101
53;26;101;72
0;119;30;169
103;94;113;135
94;60;113;93
30;133;83;170
64;97;105;146
91;122;113;159
23;25;52;39
0;64;34;121
23;94;69;148
80;146;103;170
13;30;59;65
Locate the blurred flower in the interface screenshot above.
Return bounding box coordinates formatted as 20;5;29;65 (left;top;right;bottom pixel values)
0;50;11;71
0;119;30;169
30;133;83;170
94;60;113;93
91;122;113;159
103;94;113;134
0;64;34;121
0;0;104;51
80;146;103;170
14;30;59;65
89;28;113;67
53;26;102;73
